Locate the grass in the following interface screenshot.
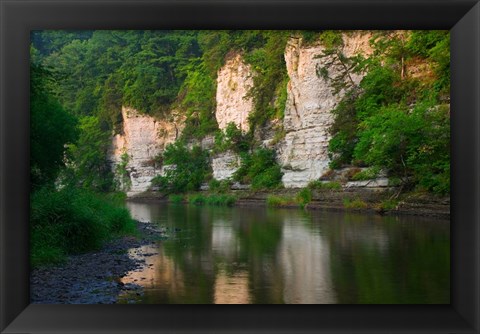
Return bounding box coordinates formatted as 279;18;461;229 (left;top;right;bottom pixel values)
188;194;206;205
205;194;236;206
188;193;237;206
379;199;399;211
30;186;136;267
295;188;312;208
168;194;185;204
266;195;297;207
343;197;369;209
208;179;232;193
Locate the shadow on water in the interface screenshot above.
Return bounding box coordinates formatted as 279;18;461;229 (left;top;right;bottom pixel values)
119;202;450;304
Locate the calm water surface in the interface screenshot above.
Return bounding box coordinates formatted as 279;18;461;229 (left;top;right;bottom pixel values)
120;201;449;304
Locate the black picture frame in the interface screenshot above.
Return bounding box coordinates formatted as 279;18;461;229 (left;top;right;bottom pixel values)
1;0;479;333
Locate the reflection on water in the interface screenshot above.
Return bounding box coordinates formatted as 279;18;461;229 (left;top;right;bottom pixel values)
214;265;251;304
279;224;334;303
120;202;450;304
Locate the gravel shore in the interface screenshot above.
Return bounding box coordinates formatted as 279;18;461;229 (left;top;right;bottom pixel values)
30;220;165;304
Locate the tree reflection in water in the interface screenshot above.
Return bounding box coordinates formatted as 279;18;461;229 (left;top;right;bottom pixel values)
119;202;449;304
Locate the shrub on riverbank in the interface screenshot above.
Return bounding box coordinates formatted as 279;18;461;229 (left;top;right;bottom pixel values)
30;186;135;267
296;188;312;208
151;142;210;194
266;189;312;208
234;148;283;190
168;194;185;204
188;193;236;206
266;195;297;207
343;198;369;209
208;179;232;193
206;194;236;206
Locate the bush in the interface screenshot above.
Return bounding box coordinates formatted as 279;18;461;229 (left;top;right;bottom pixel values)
213;122;250;154
188;193;236;206
168;194;184;204
266;195;296;207
251;166;283;190
208;179;231;193
351;167;380;181
205;194;236;206
30;186;135;267
188;194;206;205
343;198;368;209
296;188;312;208
151;142;210;194
234;148;283;190
379;199;399;211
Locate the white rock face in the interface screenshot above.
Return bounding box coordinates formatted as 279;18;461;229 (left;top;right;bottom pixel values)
215;54;254;132
109;107;182;195
278;33;372;188
212;151;240;181
345;178;390;188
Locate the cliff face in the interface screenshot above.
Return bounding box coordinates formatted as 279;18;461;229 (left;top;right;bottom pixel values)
109;107;181;194
109;33;373;194
211;54;253;181
215;54;254;132
211;151;240;181
278;33;372;188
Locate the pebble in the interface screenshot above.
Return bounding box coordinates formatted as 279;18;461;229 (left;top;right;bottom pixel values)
30;220;165;304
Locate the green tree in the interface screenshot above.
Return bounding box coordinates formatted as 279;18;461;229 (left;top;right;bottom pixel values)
30;63;78;189
326;31;450;194
66;116;114;192
151;141;210;193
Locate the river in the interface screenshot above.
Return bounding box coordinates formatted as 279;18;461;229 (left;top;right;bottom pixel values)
118;201;450;304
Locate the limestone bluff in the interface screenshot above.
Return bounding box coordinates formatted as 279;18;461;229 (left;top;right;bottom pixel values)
108;33;373;196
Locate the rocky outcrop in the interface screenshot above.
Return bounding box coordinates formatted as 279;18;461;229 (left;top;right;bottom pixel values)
345;178;390;188
215;54;254;132
210;54;254;181
109;107;182;195
211;151;240;181
278;33;372;188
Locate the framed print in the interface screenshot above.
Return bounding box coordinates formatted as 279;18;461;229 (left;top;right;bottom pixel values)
1;0;479;333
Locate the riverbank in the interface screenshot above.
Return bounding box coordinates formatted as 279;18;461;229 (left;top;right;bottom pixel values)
128;188;450;219
30;220;165;304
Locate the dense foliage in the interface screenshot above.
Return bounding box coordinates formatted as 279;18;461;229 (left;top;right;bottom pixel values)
151;141;211;194
234;148;283;190
30;64;78;189
30;62;135;267
326;31;450;194
213;122;250;153
31;187;134;266
66;116;115;192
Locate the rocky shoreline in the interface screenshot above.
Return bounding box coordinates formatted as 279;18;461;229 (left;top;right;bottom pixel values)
30;220;165;304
